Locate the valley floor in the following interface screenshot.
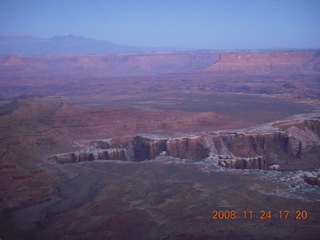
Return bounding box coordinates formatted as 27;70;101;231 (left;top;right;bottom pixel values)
0;93;320;240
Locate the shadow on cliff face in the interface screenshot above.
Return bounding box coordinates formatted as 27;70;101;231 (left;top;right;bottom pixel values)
48;119;320;170
46;118;320;191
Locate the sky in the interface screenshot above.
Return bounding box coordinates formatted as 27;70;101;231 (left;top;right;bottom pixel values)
0;0;320;50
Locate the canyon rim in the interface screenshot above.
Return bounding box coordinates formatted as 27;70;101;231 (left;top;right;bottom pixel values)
1;46;320;240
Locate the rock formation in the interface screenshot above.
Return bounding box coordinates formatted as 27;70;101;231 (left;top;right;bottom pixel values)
204;51;320;73
48;148;127;164
48;118;320;171
303;175;320;186
269;164;280;171
295;170;320;187
1;50;319;98
166;137;209;160
217;156;268;170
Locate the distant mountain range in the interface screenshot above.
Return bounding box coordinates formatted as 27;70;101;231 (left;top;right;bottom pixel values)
0;34;180;54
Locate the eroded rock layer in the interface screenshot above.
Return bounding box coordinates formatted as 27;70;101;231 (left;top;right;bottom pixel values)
1;50;319;98
48;118;320;171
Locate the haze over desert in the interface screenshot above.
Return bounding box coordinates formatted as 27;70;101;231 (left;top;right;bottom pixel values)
1;0;320;239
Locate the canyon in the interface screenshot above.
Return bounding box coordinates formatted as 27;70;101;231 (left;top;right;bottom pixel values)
1;49;320;240
48;118;320;168
47;118;320;185
0;50;319;99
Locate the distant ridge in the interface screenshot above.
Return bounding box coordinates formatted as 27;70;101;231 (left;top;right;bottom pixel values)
0;34;178;54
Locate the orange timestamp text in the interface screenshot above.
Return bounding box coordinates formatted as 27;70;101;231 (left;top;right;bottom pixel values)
211;210;308;220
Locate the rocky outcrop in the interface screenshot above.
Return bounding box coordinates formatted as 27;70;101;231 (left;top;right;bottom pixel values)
296;170;320;187
305;119;320;137
269;164;280;171
303;175;320;186
204;51;320;74
48;148;126;164
217;156;268;170
129;136;167;161
49;136;209;163
166;137;209;160
48;119;320;171
217;132;289;157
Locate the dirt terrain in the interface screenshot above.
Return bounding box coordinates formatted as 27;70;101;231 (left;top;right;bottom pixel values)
0;50;320;239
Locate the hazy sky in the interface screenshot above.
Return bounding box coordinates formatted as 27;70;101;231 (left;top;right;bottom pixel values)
0;0;320;50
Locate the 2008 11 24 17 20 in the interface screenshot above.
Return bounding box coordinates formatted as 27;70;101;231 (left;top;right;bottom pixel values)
211;210;308;220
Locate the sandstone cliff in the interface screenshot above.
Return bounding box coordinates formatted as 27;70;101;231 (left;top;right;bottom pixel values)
48;148;127;164
1;50;319;98
217;156;268;170
204;51;320;73
0;51;220;75
48;118;320;171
